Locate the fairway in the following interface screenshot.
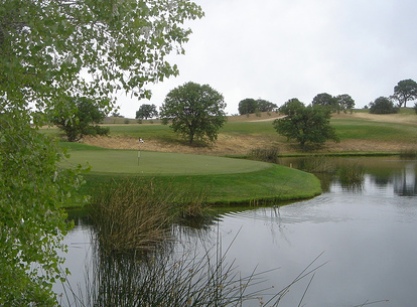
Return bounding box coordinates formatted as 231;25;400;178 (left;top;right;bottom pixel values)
67;149;273;175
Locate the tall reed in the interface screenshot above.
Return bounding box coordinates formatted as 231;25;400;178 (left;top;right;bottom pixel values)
89;177;180;254
399;148;417;159
248;146;280;164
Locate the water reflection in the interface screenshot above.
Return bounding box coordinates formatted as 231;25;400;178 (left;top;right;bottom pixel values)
60;157;417;306
283;156;417;196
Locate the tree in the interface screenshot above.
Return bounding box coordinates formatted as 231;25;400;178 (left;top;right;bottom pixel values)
238;98;277;115
1;1;203;304
160;82;227;145
391;79;417;108
369;97;398;114
312;93;339;112
50;97;109;141
256;99;277;112
238;98;258;115
136;104;158;120
336;94;355;113
273;98;339;149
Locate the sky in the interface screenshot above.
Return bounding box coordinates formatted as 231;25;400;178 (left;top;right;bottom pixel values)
115;0;417;117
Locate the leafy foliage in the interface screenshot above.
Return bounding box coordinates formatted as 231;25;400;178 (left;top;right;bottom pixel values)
1;0;203;303
273;98;339;149
238;98;277;115
136;103;158;120
50;97;109;141
391;79;417;108
238;98;257;115
0;113;86;306
160;82;227;145
312;93;339;112
335;94;355;113
369;97;398;114
312;93;355;113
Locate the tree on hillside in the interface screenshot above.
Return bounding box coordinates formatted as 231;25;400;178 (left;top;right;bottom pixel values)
256;99;277;112
312;93;339;112
238;98;277;115
50;97;109;141
136;104;158;120
369;97;398;114
336;94;355;113
0;1;203;304
273;98;339;149
391;79;417;108
160;82;227;145
238;98;258;115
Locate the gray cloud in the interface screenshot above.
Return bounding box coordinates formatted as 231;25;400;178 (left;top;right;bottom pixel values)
117;0;417;116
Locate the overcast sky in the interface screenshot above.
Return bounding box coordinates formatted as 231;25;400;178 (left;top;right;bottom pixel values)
116;0;417;117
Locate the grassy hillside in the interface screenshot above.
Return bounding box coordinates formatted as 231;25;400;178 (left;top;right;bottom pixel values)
72;109;417;155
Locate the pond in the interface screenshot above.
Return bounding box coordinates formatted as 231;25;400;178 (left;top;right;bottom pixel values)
56;157;417;306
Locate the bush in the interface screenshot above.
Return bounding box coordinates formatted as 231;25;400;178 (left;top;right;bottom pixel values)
369;97;398;114
248;146;280;163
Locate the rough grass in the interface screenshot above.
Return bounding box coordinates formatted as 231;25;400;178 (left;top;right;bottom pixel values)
79;110;417;155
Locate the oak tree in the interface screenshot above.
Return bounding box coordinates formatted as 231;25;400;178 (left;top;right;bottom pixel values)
160;82;227;145
273;98;339;149
136;103;158;120
391;79;417;108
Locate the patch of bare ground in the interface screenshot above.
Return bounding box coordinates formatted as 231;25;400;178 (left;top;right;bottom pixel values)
82;134;288;156
82;134;417;156
320;139;417;153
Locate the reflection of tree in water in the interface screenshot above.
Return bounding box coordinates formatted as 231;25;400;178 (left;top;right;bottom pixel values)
70;227;281;307
336;164;365;191
394;163;417;196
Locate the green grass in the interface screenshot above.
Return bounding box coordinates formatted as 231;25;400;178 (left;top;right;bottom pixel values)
66;149;273;175
64;147;321;206
332;119;417;142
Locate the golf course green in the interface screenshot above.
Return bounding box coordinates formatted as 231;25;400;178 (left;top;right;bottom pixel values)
65;147;321;205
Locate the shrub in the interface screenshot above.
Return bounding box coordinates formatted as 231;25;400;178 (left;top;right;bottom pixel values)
369;97;398;114
248;146;280;163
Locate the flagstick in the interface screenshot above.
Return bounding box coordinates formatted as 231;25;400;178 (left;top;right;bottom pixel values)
138;138;144;166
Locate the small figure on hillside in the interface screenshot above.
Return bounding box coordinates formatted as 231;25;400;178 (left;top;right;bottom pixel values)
139;137;144;143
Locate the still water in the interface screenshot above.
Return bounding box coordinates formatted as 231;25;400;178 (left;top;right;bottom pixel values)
58;157;417;306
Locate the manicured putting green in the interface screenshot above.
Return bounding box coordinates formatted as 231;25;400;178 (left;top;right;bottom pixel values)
67;150;273;175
